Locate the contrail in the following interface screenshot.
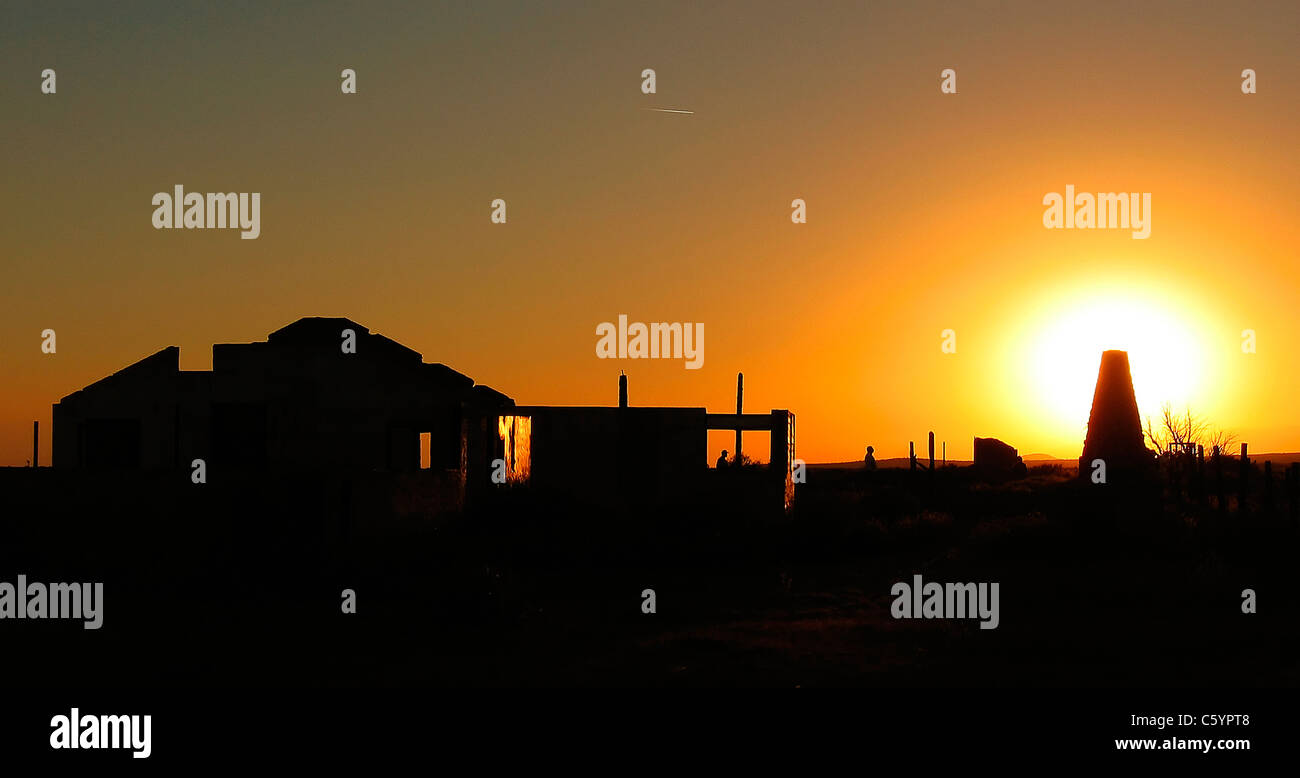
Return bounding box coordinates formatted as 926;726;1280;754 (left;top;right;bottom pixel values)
646;108;695;115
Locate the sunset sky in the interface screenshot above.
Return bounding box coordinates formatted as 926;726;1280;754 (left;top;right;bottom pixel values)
2;0;1297;466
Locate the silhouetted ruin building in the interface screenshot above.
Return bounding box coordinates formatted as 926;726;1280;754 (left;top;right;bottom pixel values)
973;436;1026;478
1079;350;1154;477
55;317;506;469
52;317;796;514
517;405;795;511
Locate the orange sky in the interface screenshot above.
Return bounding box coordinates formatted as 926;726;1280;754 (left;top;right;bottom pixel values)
2;1;1298;466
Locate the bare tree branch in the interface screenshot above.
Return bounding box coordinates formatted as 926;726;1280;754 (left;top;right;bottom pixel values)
1144;403;1234;460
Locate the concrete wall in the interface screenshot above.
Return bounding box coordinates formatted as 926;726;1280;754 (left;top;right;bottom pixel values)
515;406;707;508
53;346;210;470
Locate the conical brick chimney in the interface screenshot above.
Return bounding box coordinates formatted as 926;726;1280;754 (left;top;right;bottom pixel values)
1079;350;1152;474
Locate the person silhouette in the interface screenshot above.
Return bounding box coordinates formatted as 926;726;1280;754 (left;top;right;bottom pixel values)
864;445;876;471
716;449;729;469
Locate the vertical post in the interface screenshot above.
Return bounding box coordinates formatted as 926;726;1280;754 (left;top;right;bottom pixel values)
618;371;628;409
735;372;743;461
1263;461;1274;516
1173;463;1183;511
928;431;935;472
1196;444;1205;505
32;420;39;468
943;441;946;467
1284;463;1294;530
1239;443;1249;516
770;410;793;512
909;441;916;471
1213;446;1225;516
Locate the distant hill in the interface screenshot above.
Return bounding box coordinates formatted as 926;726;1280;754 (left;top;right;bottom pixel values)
809;453;1300;469
811;458;973;470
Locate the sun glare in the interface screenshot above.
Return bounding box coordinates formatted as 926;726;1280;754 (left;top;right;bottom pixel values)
1020;287;1212;439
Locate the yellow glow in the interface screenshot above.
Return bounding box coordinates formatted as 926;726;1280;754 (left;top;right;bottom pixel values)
497;415;532;483
1008;280;1221;448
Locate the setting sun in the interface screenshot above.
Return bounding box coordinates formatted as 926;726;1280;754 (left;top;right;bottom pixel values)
1007;279;1222;449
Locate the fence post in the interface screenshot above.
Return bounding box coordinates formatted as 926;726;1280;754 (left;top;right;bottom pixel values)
1238;443;1249;516
1195;444;1205;505
734;373;743;461
1213;446;1225;516
1263;461;1274;516
1289;463;1299;529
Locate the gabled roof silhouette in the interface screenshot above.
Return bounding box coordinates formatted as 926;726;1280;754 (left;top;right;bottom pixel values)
269;316;417;360
66;345;181;400
58;317;502;403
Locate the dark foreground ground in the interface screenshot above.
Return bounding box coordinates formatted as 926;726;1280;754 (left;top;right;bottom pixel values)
1;464;1297;688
